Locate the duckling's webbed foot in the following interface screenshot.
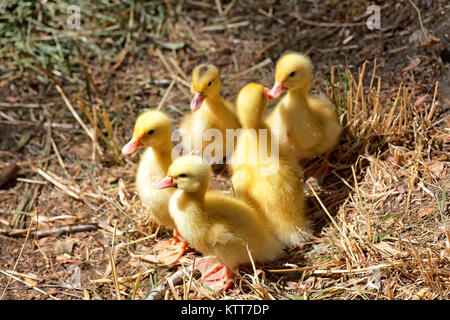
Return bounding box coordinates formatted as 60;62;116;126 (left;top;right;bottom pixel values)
195;259;235;292
154;230;188;265
306;152;331;185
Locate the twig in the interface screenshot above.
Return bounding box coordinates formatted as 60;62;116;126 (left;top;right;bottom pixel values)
91;268;154;285
0;212;37;299
269;261;405;274
157;79;176;111
168;57;188;81
223;0;237;16
0;269;59;300
408;0;427;38
225;58;272;81
34;168;82;200
257;38;281;58
0;102;53;109
6;224;98;239
185;258;196;300
202;21;249;32
245;244;259;285
109;253;122;300
131;270;144;300
50;137;70;178
426;81;439;121
55;85;94;141
156;49;175;77
291;13;366;27
214;0;223;16
110;221;122;300
167;277;181;300
146;266;198;300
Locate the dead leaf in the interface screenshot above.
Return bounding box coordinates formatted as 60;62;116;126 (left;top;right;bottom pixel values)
24;277;38;287
56;254;75;264
118;179;131;209
413;95;429;108
402;58;421;72
415;287;431;300
418;207;435;218
133;254;158;264
6;96;19;103
373;242;403;257
409;28;441;49
286;281;299;289
55;238;78;254
428;162;445;177
66;264;82;289
71;143;94;161
421;34;441;49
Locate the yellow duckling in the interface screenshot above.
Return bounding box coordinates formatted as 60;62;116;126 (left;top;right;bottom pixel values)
231;83;311;248
154;155;283;291
180;64;240;163
122;110;187;264
265;52;342;180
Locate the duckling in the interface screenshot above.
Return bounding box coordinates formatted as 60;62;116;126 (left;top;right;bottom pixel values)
154;155;283;291
265;52;342;181
231;83;311;248
180;64;240;164
122;110;187;264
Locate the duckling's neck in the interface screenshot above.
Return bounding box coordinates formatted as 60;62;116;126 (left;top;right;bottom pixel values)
170;190;210;237
185;189;206;204
288;87;309;100
242;119;265;131
173;189;208;220
286;88;309;109
204;94;229;117
152;142;173;172
240;123;274;157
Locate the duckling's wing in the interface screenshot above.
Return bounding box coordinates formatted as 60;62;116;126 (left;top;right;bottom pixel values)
209;223;238;246
308;93;337;118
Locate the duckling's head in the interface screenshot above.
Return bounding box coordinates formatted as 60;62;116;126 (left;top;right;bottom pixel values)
122;110;172;155
154;155;210;195
236;83;268;129
265;52;313;100
190;64;221;111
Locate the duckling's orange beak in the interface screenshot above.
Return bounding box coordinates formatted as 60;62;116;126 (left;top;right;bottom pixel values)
153;176;176;189
190;92;205;112
265;81;286;100
122;137;142;155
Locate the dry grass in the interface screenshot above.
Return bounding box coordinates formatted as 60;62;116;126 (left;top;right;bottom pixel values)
0;0;448;300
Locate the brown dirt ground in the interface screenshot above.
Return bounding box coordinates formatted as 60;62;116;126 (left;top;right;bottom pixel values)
0;0;448;300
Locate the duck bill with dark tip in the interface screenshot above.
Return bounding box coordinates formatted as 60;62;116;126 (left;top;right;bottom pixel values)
190;92;205;111
265;81;287;100
153;176;177;189
121;137;142;155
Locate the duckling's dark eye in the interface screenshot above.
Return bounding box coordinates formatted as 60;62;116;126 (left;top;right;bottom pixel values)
289;71;296;77
147;129;155;135
179;173;187;178
208;81;212;86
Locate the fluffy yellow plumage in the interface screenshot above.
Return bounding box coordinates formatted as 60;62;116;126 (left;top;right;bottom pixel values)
122;110;188;264
266;52;342;159
155;155;283;290
180;64;240;163
231;83;311;248
122;110;175;228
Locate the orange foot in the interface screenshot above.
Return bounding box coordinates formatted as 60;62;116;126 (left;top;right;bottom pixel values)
195;259;235;292
154;229;187;265
306;153;331;185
